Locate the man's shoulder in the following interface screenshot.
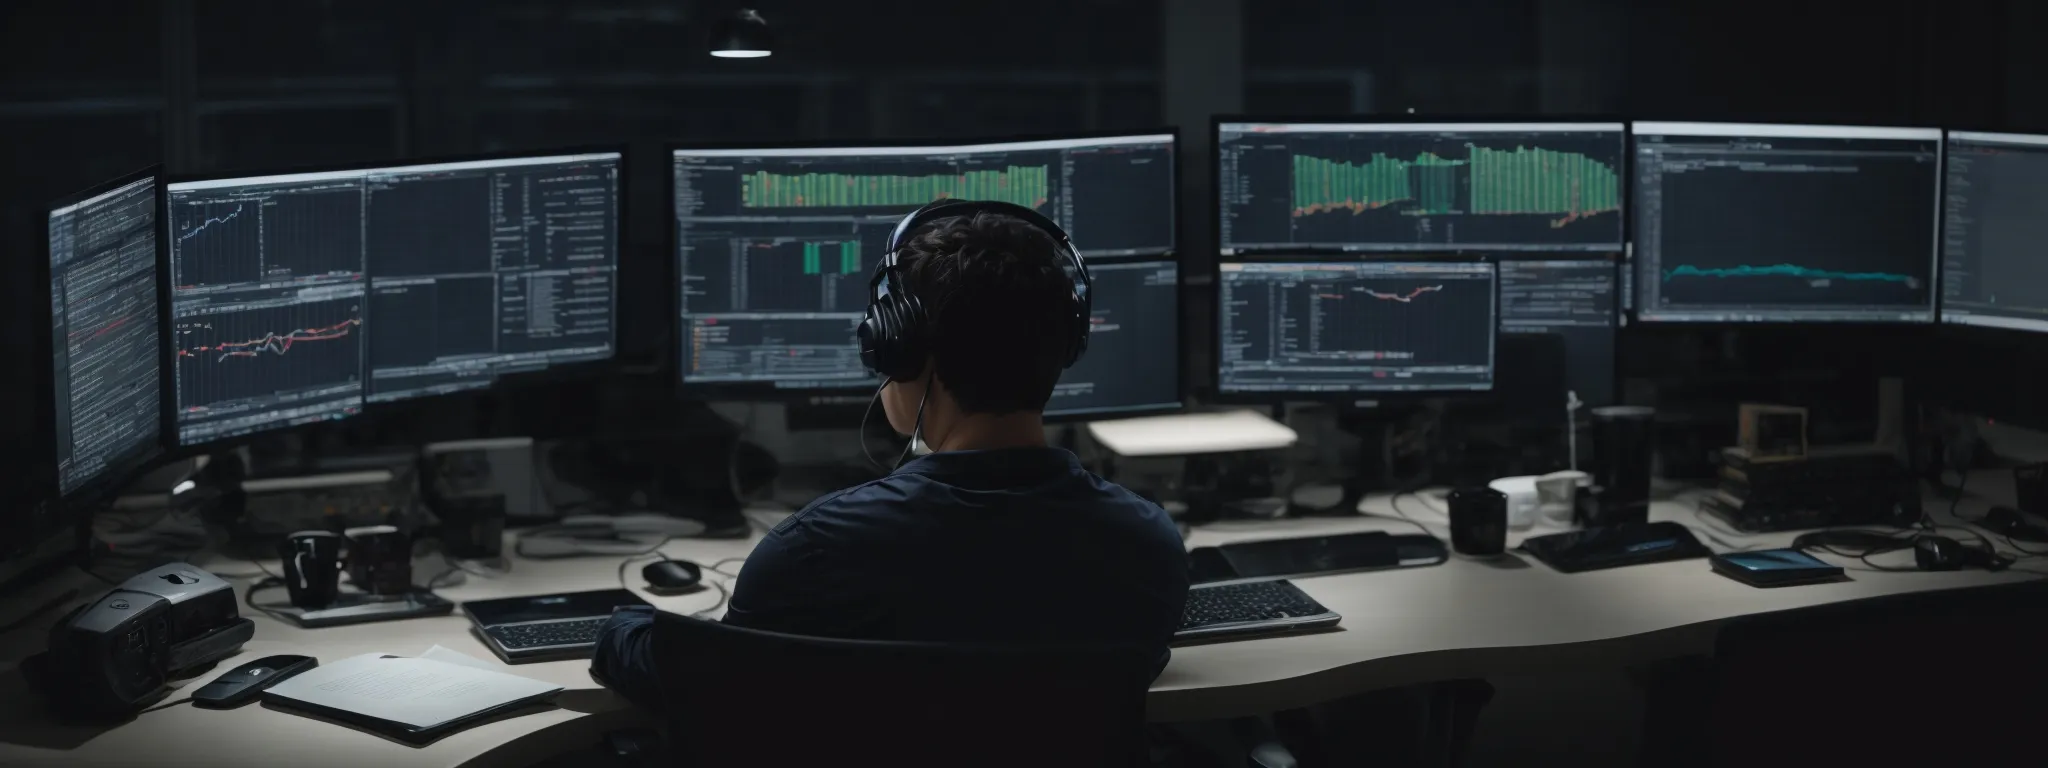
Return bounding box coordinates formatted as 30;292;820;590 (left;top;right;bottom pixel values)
771;477;910;533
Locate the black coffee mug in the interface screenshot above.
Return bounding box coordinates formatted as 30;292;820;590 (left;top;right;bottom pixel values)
344;525;413;596
279;530;344;608
1448;487;1509;557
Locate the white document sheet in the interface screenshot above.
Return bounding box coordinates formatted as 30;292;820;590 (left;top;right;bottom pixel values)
265;652;563;730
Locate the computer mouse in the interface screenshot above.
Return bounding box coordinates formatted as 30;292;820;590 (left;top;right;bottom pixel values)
1914;534;1967;570
1912;534;2011;572
641;560;702;590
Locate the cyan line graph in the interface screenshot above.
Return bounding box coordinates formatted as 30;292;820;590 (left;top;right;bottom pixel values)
1662;263;1917;286
179;204;244;242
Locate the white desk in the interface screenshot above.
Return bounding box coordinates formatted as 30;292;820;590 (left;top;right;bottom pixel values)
2;484;2039;768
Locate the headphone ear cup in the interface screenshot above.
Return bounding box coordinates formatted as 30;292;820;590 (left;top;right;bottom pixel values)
892;291;928;380
863;290;928;383
1067;305;1090;368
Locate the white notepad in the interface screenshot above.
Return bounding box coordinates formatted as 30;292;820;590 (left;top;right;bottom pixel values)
263;652;563;738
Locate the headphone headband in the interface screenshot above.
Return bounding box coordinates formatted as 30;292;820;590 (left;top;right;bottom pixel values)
857;199;1094;383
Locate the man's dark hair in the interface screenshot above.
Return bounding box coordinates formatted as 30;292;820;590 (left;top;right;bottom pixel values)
898;211;1080;415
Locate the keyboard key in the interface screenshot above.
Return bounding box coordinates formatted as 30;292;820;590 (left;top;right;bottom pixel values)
488;618;610;649
1178;580;1333;634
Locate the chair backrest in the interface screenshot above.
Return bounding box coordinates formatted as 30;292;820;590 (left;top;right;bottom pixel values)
651;610;1152;768
1709;580;2048;768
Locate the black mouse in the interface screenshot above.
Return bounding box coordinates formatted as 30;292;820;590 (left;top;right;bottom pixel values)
642;560;703;590
1913;534;2012;572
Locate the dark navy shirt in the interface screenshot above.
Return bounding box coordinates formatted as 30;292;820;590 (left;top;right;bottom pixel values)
590;446;1189;712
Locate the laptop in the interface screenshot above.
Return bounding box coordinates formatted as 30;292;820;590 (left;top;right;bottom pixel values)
462;589;652;664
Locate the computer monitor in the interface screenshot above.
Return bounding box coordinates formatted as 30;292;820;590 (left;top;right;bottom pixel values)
46;169;163;499
1940;130;2048;332
1631;122;1942;323
167;151;621;444
1499;258;1618;405
1216;260;1498;396
1216;120;1626;255
672;132;1177;395
1044;260;1182;419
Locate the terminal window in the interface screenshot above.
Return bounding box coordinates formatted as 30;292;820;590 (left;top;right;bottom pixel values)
1500;258;1617;405
1940;131;2048;333
1045;261;1180;417
1632;122;1941;323
1218;261;1497;394
168;153;619;443
1218;122;1626;255
674;135;1175;390
48;176;162;495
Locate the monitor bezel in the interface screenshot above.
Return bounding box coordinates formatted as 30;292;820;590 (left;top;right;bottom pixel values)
1935;127;2048;334
39;164;168;508
160;145;629;450
665;127;1186;421
1623;118;1945;326
1206;114;1618;405
1207;255;1503;405
1208;113;1632;263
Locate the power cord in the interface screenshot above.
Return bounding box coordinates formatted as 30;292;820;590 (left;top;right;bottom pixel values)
1383;493;1440;537
242;577;296;623
137;697;193;715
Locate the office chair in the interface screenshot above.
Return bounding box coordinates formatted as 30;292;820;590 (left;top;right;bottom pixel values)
648;610;1153;768
1702;580;2048;768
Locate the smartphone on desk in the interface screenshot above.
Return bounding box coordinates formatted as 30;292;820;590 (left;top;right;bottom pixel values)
1710;548;1846;587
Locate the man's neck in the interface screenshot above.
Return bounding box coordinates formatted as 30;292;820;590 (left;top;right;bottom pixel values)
927;411;1047;453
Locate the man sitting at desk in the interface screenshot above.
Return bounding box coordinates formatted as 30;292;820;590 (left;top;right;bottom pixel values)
592;201;1191;710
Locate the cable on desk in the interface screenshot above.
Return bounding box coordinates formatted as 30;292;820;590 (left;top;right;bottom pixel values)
137;697;192;715
1383;493;1441;537
692;579;731;619
2003;534;2048;558
513;527;684;560
425;561;465;590
1411;492;1448;516
706;557;747;579
242;577;298;622
615;546;733;619
238;557;283;580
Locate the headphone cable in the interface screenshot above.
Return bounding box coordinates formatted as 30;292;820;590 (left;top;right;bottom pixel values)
858;379;891;472
895;372;934;470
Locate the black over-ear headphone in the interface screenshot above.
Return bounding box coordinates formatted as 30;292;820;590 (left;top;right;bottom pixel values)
856;199;1093;383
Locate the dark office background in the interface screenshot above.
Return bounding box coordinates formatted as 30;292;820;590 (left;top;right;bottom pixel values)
4;0;2042;459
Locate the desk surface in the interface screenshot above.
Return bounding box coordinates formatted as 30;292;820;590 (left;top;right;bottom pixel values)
3;479;2040;768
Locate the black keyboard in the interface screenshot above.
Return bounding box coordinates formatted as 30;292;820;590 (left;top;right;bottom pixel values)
485;618;610;650
1176;580;1339;640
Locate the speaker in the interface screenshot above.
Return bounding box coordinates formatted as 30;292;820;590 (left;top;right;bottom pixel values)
1588;405;1655;527
1448;487;1509;557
